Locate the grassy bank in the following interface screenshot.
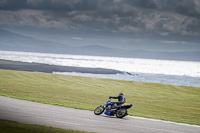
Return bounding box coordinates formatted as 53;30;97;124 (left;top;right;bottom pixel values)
0;119;89;133
0;69;199;125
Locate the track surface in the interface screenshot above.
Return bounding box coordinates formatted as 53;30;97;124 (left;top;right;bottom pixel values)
0;96;199;133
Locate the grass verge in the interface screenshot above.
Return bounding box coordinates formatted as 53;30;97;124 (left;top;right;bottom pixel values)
0;69;200;125
0;119;89;133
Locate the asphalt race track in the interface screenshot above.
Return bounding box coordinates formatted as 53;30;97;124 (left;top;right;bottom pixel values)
0;96;199;133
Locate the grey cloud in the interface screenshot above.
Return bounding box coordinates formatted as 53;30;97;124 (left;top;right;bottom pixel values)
0;0;200;36
0;0;98;11
127;0;157;9
0;0;27;10
1;0;200;18
174;0;200;18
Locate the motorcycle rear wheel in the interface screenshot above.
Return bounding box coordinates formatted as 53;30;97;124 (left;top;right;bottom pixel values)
94;106;105;115
116;108;127;118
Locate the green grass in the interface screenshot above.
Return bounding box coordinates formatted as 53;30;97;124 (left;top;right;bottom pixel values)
0;69;200;125
0;119;90;133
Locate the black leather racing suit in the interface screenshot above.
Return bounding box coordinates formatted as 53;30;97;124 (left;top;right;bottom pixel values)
110;95;126;104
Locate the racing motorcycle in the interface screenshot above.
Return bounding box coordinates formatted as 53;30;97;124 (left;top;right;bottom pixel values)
94;99;132;118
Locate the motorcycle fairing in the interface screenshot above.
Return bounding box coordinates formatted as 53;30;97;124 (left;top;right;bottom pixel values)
105;101;113;106
104;111;112;115
119;103;132;109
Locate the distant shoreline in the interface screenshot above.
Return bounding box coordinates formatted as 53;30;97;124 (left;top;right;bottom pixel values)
1;59;200;87
0;59;123;74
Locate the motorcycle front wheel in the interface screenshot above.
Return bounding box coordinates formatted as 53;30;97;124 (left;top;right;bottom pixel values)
116;108;127;118
94;106;105;115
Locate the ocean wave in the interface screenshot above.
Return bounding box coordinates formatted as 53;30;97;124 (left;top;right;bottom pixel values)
53;71;200;87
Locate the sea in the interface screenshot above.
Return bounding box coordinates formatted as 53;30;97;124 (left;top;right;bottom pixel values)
0;50;200;87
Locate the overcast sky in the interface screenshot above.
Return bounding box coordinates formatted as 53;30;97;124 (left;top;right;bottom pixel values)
0;0;200;52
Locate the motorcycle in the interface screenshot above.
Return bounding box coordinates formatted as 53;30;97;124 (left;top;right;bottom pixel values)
94;99;132;118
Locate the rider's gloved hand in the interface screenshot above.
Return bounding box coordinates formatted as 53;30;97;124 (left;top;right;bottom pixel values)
109;96;112;99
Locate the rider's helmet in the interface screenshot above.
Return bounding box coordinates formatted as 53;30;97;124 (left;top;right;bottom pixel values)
119;92;123;95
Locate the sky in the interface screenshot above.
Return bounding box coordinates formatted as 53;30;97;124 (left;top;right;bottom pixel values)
0;0;200;52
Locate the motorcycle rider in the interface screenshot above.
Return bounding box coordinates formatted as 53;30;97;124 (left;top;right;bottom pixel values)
109;92;126;105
